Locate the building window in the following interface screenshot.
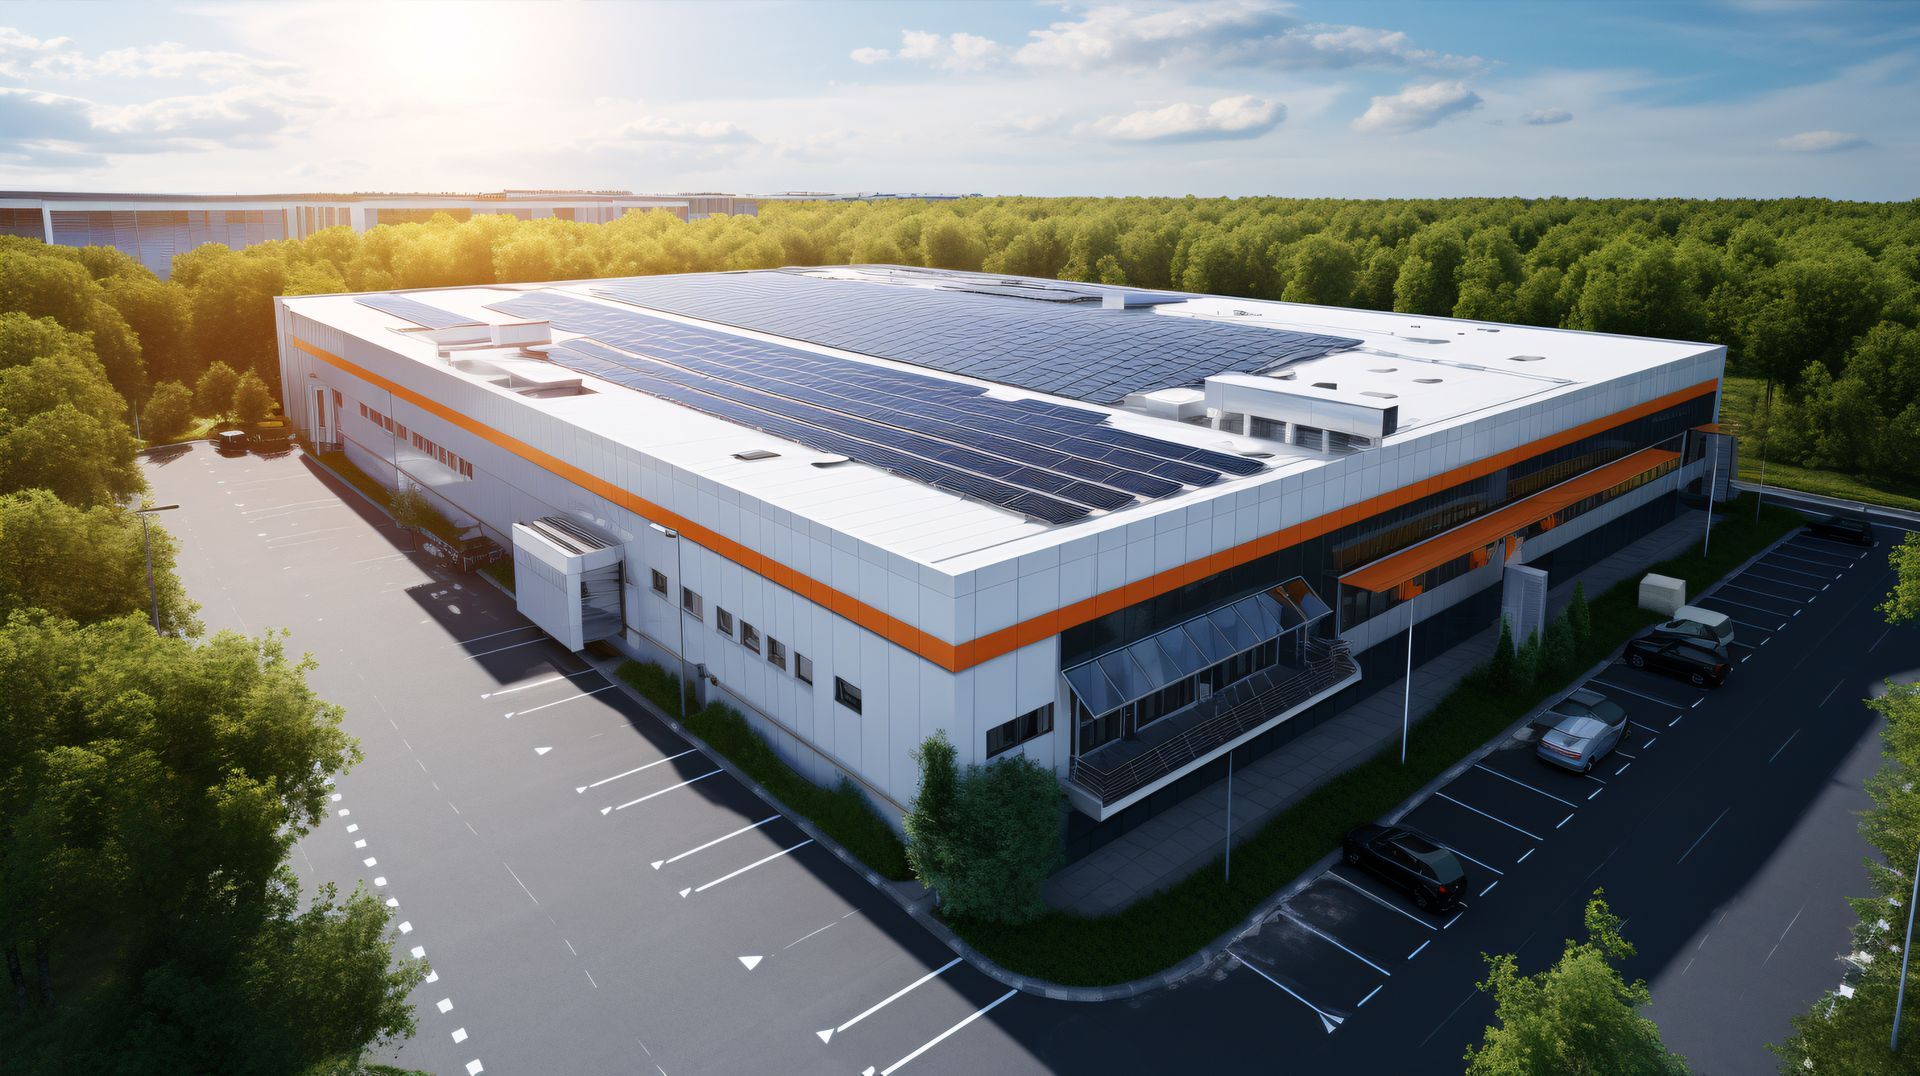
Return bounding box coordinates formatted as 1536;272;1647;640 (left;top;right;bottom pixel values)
987;704;1055;758
681;587;702;620
716;608;734;638
834;677;862;714
741;622;761;654
650;569;668;597
795;653;813;686
767;637;787;671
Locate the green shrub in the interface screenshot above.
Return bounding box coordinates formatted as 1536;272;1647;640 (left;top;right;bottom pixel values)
1487;617;1518;691
141;380;194;442
194;361;239;419
1514;630;1542;688
1542;617;1575;680
906;732;1062;925
1566;582;1592;649
616;661;910;879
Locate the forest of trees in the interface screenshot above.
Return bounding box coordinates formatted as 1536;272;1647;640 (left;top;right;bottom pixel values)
5;195;1914;487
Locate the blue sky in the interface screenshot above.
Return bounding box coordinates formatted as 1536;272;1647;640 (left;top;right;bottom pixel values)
1;0;1914;198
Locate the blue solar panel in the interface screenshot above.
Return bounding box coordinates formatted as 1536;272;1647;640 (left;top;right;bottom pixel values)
584;270;1358;405
483;290;1275;523
355;294;479;330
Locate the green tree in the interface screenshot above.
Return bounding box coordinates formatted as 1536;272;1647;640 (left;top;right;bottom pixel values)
196;361;241;421
1566;583;1592;651
1487;617;1519;692
1281;234;1360;306
233;370;275;425
1514;631;1542;690
142;380;195;442
1881;532;1920;625
0;404;144;509
1542;617;1576;680
905;731;1062;925
387;485;436;552
1465;890;1689;1075
0;490;198;633
0;239;146;403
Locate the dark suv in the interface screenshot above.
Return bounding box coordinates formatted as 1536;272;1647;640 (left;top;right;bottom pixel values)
1342;823;1468;911
1623;635;1728;687
1807;514;1874;547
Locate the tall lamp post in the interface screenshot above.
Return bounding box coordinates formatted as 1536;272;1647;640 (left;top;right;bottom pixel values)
1892;843;1920;1052
135;503;180;632
648;522;688;723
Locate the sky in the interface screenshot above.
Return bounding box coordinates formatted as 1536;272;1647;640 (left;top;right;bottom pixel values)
0;0;1915;200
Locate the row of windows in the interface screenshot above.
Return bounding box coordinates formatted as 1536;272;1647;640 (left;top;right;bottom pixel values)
1073;633;1295;754
410;431;475;479
652;573;820;690
987;704;1054;758
358;401;406;440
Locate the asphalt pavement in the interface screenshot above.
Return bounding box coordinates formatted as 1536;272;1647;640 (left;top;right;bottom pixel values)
147;442;1914;1075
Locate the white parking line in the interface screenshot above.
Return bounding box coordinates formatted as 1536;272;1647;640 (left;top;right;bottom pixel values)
1359;984;1385;1006
1429;840;1503;876
585;749;701;793
1768;729;1800;764
506;684;616;718
1768;550;1850;573
1697;595;1792;621
448;625;541;647
1677;807;1730;865
1324;871;1435;929
1735;571;1822;592
1472;764;1578;809
606;769;723;813
1589;679;1687;708
1232;954;1345;1033
686;839;813;895
1280;910;1392;976
820;957;961;1043
1615;762;1632;776
483;670;599;698
1434;791;1542;840
1480;880;1500;897
652;814;779;869
1720;582;1807;605
1754;560;1839;581
467;637;553;659
865;988;1019;1074
1407;940;1431;960
1821;679;1847;706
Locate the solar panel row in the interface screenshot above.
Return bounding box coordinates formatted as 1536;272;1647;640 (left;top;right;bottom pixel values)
354;294;480;330
484;290;1270;524
585;270;1359;405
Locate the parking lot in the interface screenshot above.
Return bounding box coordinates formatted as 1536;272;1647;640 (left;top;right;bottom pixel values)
1203;522;1893;1063
152;441;1911;1074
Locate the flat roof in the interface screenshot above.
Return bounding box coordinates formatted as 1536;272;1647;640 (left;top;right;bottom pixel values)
282;268;1716;569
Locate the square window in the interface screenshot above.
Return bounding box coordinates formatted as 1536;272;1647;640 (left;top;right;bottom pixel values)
795;653;813;686
741;622;761;654
650;569;668;597
716;608;734;638
833;677;862;714
681;587;702;620
767;637;787;671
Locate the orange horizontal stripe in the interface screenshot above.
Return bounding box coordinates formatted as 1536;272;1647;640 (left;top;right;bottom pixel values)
1340;447;1681;593
294;333;1713;673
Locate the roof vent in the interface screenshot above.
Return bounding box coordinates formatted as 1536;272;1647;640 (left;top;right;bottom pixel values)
1362;391;1398;399
1369;367;1397;374
733;449;779;461
1414;377;1444;384
1240;451;1275;459
811;455;852;467
1508;354;1547;363
1313;382;1338;390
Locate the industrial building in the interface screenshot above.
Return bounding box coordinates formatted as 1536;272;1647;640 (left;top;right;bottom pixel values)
0;189;967;278
273;266;1726;850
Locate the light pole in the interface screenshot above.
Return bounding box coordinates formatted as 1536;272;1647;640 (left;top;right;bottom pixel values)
1892;843;1920;1052
1402;592;1417;765
648;522;688;723
1223;748;1235;884
135;503;180;632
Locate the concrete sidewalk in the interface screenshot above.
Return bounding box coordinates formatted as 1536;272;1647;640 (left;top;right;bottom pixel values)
1043;508;1713;915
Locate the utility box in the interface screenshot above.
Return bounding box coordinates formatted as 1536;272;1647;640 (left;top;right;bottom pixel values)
1639;573;1686;616
1502;564;1550;644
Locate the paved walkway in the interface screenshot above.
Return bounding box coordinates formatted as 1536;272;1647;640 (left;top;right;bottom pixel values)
1043;508;1712;915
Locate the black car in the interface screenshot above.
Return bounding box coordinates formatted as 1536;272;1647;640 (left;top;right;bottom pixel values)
1807;514;1874;547
1341;823;1468;911
213;429;250;456
1623;635;1728;686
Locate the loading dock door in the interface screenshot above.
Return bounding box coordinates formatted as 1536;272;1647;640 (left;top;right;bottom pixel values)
511;518;625;651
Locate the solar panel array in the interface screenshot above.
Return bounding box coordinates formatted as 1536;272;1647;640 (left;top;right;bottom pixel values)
486;291;1267;525
582;270;1359;404
355;294;480;330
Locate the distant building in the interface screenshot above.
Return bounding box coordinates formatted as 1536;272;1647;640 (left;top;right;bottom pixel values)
274;265;1724;851
0;189;973;277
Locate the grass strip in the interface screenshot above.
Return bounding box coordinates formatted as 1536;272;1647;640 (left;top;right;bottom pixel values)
313;450;463;543
945;494;1804;986
616;661;912;881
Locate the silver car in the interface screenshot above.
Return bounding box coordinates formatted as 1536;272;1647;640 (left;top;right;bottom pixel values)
1536;688;1629;772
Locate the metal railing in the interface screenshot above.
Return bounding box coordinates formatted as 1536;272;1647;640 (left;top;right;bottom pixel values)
1068;638;1358;807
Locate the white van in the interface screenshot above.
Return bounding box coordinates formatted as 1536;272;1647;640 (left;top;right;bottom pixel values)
1656;605;1735;649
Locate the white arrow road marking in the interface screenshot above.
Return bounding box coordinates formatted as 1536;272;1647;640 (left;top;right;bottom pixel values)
581;749;700;794
535;746;552;756
739;955;762;970
652;815;780;869
609;769;723;812
1234;953;1344;1033
867;988;1018;1075
820;957;961;1045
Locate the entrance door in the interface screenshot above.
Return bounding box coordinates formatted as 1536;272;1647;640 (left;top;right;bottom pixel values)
312;387;332;443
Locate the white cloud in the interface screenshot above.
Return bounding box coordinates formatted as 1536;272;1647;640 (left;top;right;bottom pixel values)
617;116;757;144
1351;80;1482;134
1;30;295;83
1012;1;1479;72
0;27;73;79
862;29;1005;72
1776;128;1868;152
849;46;891;65
1523;107;1573;125
1088;94;1285;142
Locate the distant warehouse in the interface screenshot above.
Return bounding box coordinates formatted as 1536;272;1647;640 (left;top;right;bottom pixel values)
274;266;1726;849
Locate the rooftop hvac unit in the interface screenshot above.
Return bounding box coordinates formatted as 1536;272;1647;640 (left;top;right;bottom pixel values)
1203;372;1398;444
